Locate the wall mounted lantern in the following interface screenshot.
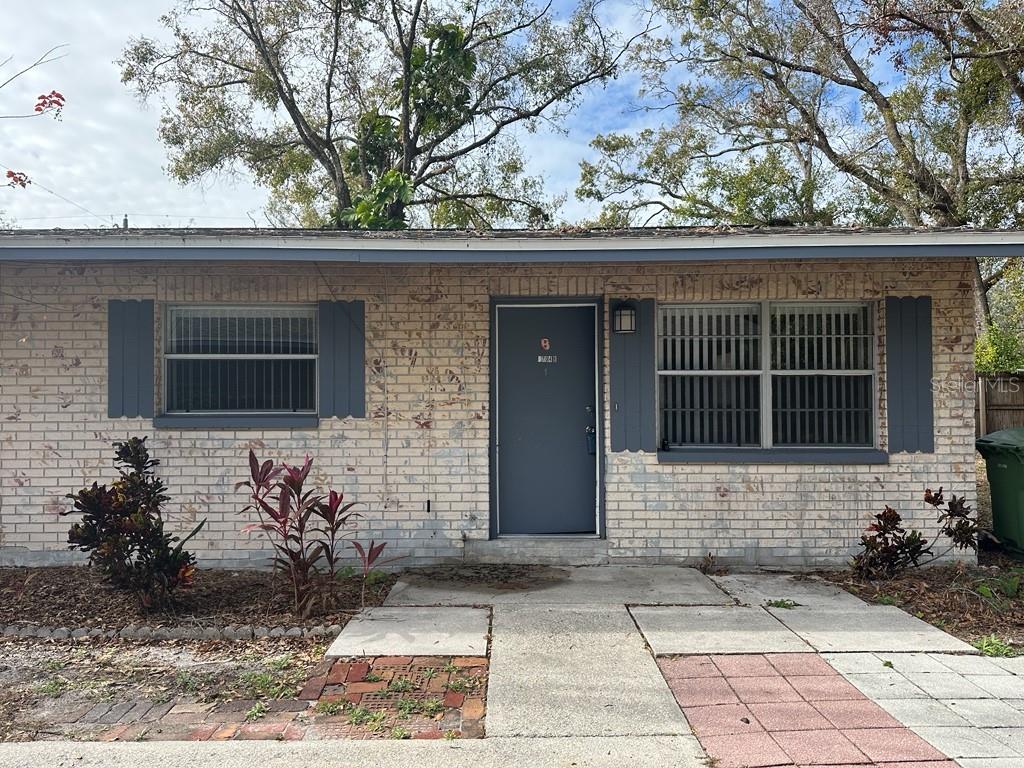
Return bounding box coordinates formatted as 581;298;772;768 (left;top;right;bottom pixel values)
612;303;637;334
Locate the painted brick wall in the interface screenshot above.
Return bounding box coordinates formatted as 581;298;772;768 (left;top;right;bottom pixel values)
0;257;976;568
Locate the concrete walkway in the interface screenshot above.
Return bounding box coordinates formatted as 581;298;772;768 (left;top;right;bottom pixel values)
6;566;1020;768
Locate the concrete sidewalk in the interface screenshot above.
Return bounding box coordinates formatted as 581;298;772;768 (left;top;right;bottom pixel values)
0;736;708;768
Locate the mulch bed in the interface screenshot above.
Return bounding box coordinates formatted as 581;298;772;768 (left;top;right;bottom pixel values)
818;554;1024;651
0;567;396;631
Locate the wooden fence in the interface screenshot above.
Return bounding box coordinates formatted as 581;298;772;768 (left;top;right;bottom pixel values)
976;375;1024;436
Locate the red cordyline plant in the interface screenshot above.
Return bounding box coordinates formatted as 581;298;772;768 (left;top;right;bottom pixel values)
238;450;364;617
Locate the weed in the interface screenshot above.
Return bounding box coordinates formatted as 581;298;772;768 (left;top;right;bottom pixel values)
366;710;388;732
446;677;478;693
443;729;459;740
43;660;65;673
238;670;298;699
348;705;374;725
314;700;347;716
881;659;894;669
974;634;1015;657
175;670;206;694
877;594;899;606
764;599;797;609
395;697;420;717
35;677;68;696
422;667;437;679
267;654;293;672
365;671;383;683
390;726;412;739
421;698;445;717
245;702;268;722
442;662;458;674
386;677;415;693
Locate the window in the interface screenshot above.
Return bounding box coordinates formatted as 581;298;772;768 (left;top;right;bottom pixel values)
658;302;875;449
164;305;317;414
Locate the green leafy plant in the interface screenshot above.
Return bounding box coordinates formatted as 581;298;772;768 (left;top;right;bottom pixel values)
62;438;205;608
353;539;402;606
974;634;1015;657
386;677;416;694
764;599;798;609
245;702;268;722
364;671;383;683
446;677;478;693
390;726;412;739
314;700;347;716
347;705;374;725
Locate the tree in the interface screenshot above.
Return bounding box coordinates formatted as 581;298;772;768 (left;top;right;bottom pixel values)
1;45;67;194
121;0;639;229
577;0;1024;321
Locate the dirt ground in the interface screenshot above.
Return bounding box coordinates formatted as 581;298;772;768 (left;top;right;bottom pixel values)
0;637;321;741
0;567;395;630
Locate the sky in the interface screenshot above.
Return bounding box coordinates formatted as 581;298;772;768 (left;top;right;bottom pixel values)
0;1;652;230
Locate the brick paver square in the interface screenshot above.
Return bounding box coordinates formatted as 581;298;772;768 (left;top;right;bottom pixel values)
701;732;794;768
748;701;832;732
682;703;763;737
729;675;803;704
669;676;740;707
766;654;837;677
811;699;902;729
658;655;721;679
788;675;867;702
771;729;867;765
712;655;779;678
842;727;948;762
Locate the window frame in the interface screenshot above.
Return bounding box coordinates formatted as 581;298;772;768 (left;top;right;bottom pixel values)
159;302;320;423
656;300;881;458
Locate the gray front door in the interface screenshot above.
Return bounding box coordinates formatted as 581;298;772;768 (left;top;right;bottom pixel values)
494;304;598;535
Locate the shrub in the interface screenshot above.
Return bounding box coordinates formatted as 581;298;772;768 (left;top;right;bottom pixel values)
61;437;205;608
239;449;372;617
853;487;980;580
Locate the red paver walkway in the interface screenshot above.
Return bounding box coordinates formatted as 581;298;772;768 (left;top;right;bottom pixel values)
658;653;957;768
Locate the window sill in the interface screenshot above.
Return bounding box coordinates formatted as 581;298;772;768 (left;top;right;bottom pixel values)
153;414;320;430
657;448;889;465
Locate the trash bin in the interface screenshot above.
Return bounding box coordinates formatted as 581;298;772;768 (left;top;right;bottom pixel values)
976;428;1024;554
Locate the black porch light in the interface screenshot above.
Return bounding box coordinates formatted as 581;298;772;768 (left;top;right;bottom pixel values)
612;302;637;334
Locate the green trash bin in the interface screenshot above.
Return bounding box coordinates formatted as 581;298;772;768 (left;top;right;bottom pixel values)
976;427;1024;554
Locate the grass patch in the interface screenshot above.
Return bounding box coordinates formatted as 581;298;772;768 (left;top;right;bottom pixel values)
446;677;478;694
390;726;412;739
974;634;1016;657
764;599;798;609
385;677;416;694
35;677;69;696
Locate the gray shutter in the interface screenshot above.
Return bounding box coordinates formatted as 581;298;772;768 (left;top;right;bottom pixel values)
886;296;935;453
610;298;657;452
107;299;154;418
318;300;366;418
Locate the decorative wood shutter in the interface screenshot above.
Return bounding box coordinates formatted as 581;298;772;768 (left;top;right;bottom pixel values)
610;298;657;452
318;300;366;418
885;296;935;453
107;299;155;418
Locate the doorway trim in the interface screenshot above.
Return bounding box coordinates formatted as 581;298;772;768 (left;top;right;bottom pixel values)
488;296;605;540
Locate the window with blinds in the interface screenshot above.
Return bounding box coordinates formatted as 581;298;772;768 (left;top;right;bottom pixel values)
658;302;875;449
164;305;318;414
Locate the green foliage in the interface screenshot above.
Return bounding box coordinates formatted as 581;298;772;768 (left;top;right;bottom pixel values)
314;700;347;716
339;170;413;230
977;324;1024;374
764;599;798;609
577;0;1024;234
61;438;205;609
120;0;621;228
974;634;1015;657
245;702;268;722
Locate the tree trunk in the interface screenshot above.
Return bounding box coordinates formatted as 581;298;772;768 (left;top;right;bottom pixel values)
974;257;993;330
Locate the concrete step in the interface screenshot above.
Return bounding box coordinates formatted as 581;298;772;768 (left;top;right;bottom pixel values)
464;537;609;565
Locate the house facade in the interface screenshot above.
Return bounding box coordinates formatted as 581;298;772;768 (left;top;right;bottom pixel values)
0;228;1001;569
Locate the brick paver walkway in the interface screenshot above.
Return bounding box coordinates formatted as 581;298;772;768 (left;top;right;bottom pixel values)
659;653;957;768
56;655;488;742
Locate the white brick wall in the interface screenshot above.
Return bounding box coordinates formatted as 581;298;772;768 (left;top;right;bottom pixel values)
0;257;976;567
